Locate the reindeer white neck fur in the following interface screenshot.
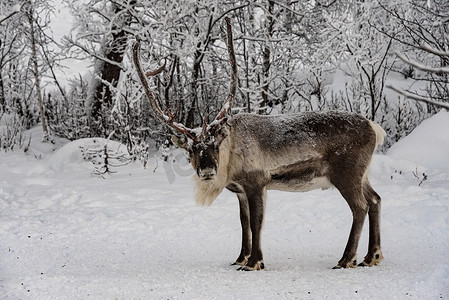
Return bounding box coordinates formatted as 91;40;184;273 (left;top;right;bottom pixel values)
193;134;231;206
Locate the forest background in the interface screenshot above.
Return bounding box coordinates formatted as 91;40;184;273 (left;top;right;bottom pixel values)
1;0;448;159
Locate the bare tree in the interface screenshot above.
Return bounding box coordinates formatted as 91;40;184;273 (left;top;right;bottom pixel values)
325;0;398;121
378;0;449;110
65;0;137;136
0;2;25;113
24;0;48;140
387;48;449;110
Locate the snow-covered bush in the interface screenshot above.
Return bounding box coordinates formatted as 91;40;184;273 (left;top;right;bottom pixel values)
0;113;30;152
79;138;131;177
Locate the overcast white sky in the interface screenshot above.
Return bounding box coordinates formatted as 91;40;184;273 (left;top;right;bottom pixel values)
46;0;91;90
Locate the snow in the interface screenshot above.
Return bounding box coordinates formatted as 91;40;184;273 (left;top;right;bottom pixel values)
1;112;449;299
388;109;449;170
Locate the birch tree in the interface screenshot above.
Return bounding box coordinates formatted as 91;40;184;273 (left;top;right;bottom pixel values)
25;0;48;140
0;1;25;113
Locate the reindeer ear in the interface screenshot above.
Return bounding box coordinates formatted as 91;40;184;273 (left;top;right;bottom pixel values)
215;123;230;146
172;135;189;150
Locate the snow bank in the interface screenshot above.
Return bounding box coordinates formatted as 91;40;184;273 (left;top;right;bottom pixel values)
388;109;449;170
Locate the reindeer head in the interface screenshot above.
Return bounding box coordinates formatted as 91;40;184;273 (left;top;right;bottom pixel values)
172;122;231;181
132;17;237;182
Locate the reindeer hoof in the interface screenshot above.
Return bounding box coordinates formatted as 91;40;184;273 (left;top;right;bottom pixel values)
237;261;264;271
359;250;384;267
232;255;249;266
333;257;358;269
358;262;368;267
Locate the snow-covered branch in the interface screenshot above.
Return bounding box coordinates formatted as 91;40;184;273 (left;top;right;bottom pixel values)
387;84;449;110
395;51;449;74
64;36;124;70
0;4;22;25
421;44;449;57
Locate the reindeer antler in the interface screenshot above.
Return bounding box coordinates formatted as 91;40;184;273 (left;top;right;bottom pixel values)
132;18;237;141
132;37;199;141
205;16;238;135
145;59;166;77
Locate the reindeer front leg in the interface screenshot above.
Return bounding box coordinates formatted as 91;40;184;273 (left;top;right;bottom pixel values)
238;186;266;271
232;193;251;266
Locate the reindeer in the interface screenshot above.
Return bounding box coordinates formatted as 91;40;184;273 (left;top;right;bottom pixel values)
132;18;386;271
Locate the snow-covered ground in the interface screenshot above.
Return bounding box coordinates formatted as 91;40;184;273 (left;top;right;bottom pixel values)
1;111;449;299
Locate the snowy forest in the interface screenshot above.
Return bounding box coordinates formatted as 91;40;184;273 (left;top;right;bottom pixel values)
2;1;449;299
1;0;448;155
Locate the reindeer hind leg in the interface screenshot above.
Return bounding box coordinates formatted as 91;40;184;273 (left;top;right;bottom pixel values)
332;180;368;269
359;180;384;267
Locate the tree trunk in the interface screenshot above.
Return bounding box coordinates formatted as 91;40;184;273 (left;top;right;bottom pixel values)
0;73;5;112
26;2;48;140
261;0;275;113
186;45;201;128
0;37;5;112
88;1;135;136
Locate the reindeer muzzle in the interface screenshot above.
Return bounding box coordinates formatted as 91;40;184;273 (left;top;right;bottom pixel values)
198;168;217;181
